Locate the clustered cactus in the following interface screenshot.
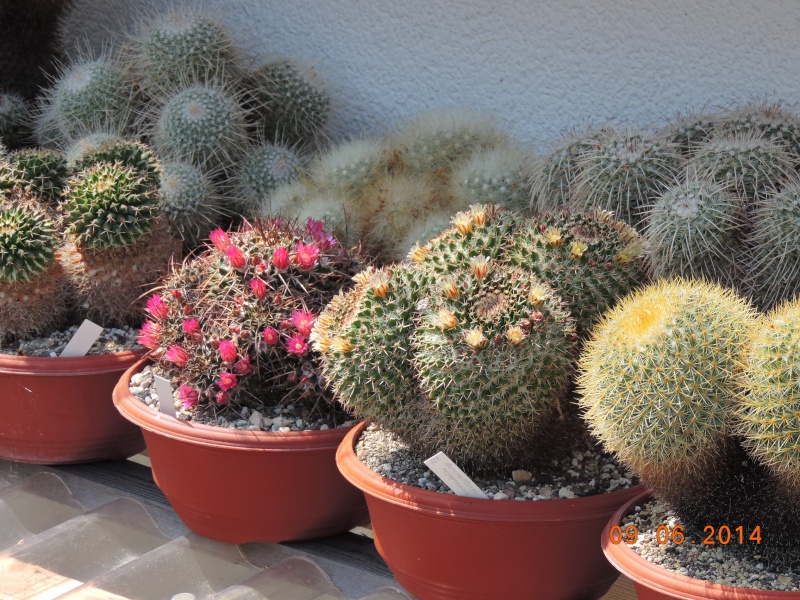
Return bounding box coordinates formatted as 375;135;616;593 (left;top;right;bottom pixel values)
579;278;800;565
313;204;645;472
139;218;365;414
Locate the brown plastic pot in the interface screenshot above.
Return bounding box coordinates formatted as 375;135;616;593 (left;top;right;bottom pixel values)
337;421;647;600
113;358;370;544
603;491;800;599
0;350;146;464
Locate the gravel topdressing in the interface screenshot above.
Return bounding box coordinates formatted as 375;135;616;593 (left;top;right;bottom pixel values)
0;325;141;357
624;500;800;591
355;424;637;501
129;364;356;432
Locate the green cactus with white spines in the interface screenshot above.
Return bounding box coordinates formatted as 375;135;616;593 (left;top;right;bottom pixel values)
289;192;357;246
314;206;578;471
63;131;120;167
389;109;507;178
0;149;68;203
127;6;241;94
736;299;800;490
394;210;455;264
719;99;800;155
308;137;386;197
0;92;30;148
231;142;303;216
450;146;534;213
152;82;248;170
658;108;720;155
571;127;683;228
644;177;745;287
741;181;800;309
691;132;795;208
246;58;331;147
159;160;224;245
72;138;160;188
508;209;646;334
38;54;136;144
0;192;69;340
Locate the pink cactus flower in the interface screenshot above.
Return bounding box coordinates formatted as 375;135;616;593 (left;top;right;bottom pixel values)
262;326;279;345
215;391;229;405
250;277;267;300
209;228;231;251
305;218;336;249
234;356;252;375
145;295;169;320
218;372;238;391
225;245;247;269
293;241;320;270
218;339;237;363
272;247;290;270
286;332;308;355
137;321;162;350
291;309;315;336
177;385;199;409
164;345;190;367
182;318;203;343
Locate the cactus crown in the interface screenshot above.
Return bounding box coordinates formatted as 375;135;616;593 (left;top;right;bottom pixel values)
72;138;160;187
719;99;800;154
63;161;159;249
232;142;303;215
0;194;58;282
0;148;68;203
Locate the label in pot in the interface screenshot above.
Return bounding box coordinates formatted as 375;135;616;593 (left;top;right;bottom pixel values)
59;320;103;358
424;452;488;499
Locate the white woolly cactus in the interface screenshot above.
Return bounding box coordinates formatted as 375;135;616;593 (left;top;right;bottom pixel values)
231;142;303;216
63;131;121;166
159;160;225;245
126;5;241;94
0;92;30;148
151;82;248;169
257;180;313;217
450;146;534;213
394;210;455;263
291;192;356;246
308;137;386;197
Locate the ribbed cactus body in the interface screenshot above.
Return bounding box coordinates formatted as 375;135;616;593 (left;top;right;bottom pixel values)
720;100;800;155
232;142;303;216
658;109;719;155
72;138;160;187
1;149;68;202
644;179;744;286
64;132;120;166
159;160;223;245
0;92;30;148
450;146;533;212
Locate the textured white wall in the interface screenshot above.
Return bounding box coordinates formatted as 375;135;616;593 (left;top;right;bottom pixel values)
60;0;800;146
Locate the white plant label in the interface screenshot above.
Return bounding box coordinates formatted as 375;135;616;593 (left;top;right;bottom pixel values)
423;452;488;499
59;319;103;358
154;375;176;417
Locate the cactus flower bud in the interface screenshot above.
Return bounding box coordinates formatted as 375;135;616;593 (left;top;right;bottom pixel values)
146;294;170;320
218;339;237;362
272;247;290;270
250;277;267;299
137;320;162;349
215;391;229;405
164;345;190;367
209;228;231;251
177;385;199;409
225;245;247;269
234;356;252;375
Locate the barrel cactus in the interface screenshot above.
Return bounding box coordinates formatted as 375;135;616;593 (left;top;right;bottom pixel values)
450;146;533;213
71;138;160;187
158;160;224;245
308;137;386;197
0;148;68;203
64;131;121;166
719;99;800;156
658;107;720;155
231;142;303;216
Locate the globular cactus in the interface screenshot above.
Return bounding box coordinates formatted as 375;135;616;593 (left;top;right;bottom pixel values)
395;210;456;264
71;138;160;187
159;160;225;245
0;92;30;148
126;6;241;94
450;146;534;213
308;137;386;197
736;298;800;490
36;53;136;144
657;107;720;155
571;128;682;228
741;181;800;309
60;161;180;325
63;131;121;166
246;59;331;147
0;148;68;203
140;218;366;412
314;204;585;473
230;142;303;217
691;132;795;208
0;191;69;340
151;82;248;170
644;177;745;287
719;99;800;156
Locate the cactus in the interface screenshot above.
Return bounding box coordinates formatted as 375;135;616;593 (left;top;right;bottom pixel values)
719;99;800;156
741;181;800;309
644;177;745;287
691;132;795;208
60;161;179;325
0;92;30;148
0;191;69;340
159;160;224;245
571;128;682;228
314;205;584;472
394;210;455;263
71;138;160;187
140;218;366;412
658;107;720;155
37;53;135;143
231;142;303;216
151;82;248;169
64;131;120;166
0;148;68;203
246;59;330;147
127;6;240;94
308;137;386;197
450;146;533;213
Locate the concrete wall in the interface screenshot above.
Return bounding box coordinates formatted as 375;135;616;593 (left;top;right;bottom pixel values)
59;0;800;146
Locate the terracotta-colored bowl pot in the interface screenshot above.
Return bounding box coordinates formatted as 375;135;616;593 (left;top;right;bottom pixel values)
603;491;800;599
0;350;146;464
113;358;370;544
337;421;646;600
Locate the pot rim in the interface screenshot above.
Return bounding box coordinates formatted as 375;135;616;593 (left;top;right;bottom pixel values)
113;357;358;452
0;348;146;376
602;490;799;598
336;421;646;523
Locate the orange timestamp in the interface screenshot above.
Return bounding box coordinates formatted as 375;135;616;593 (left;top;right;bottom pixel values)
609;524;762;546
